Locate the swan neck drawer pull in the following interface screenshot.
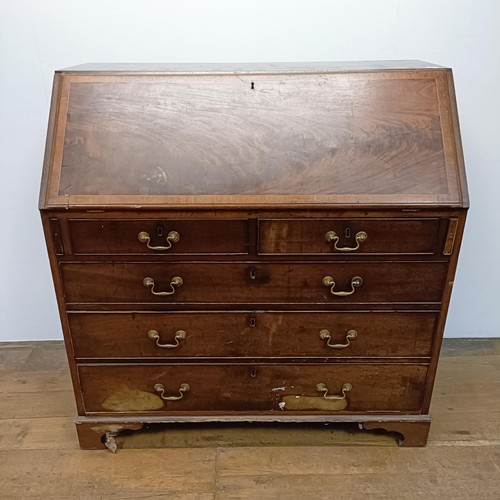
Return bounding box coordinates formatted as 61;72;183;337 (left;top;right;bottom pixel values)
138;230;180;251
319;329;358;348
143;276;183;296
154;383;190;401
316;382;352;401
322;276;363;296
325;230;367;252
148;329;186;348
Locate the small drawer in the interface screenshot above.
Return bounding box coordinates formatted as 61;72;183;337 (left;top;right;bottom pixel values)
61;261;448;306
68;219;249;255
78;363;428;414
259;218;445;255
69;311;437;359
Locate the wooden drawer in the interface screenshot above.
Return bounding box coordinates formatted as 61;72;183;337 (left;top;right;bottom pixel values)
69;311;437;359
259;218;445;255
61;261;447;305
68;219;249;255
78;363;428;414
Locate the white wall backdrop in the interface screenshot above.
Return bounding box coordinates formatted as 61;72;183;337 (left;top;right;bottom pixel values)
1;0;499;340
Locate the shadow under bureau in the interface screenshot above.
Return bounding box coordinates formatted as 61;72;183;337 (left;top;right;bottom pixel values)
39;61;468;449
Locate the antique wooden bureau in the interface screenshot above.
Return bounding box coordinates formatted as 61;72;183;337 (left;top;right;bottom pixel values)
39;61;468;449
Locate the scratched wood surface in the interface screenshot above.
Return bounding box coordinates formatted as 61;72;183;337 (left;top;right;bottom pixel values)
0;339;498;498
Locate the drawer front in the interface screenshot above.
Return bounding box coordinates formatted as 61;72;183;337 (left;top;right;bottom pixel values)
78;363;428;414
61;262;447;305
68;219;249;255
69;311;437;359
259;218;444;255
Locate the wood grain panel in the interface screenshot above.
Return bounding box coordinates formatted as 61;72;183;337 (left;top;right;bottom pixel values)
68;311;437;359
78;363;428;414
58;74;447;198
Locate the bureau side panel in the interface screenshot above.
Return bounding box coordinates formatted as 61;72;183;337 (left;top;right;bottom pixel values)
40;212;84;414
422;210;467;412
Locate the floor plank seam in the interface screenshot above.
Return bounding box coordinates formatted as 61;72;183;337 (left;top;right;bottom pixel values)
428;440;500;446
214;446;220;500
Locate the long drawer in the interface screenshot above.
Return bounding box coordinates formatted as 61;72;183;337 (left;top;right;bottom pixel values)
78;363;428;414
61;261;448;305
69;311;438;359
259;218;446;255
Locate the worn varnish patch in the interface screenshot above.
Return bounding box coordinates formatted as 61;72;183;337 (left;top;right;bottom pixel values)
101;386;164;411
281;395;348;411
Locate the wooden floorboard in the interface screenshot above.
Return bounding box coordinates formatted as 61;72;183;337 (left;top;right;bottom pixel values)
215;446;500;499
0;338;499;498
0;449;216;499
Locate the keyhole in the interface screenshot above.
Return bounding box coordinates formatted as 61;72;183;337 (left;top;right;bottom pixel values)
157;226;163;237
251;82;255;90
344;228;351;238
249;317;256;327
249;268;257;280
250;368;257;378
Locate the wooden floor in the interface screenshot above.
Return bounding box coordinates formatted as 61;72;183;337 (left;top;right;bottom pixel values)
0;339;499;499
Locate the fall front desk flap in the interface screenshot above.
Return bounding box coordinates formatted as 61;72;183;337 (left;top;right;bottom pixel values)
39;61;468;210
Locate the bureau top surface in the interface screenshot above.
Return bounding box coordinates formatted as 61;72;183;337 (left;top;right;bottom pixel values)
39;62;468;210
59;60;444;73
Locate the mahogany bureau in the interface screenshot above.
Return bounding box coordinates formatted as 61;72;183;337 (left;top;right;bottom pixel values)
39;61;468;449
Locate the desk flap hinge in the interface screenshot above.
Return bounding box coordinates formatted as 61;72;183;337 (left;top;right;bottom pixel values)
443;218;459;255
49;218;64;256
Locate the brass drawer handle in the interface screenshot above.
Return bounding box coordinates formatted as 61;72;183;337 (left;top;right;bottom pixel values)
143;276;183;296
138;230;180;251
319;329;358;348
316;382;352;401
154;382;190;401
325;230;367;252
148;329;186;349
323;276;363;296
